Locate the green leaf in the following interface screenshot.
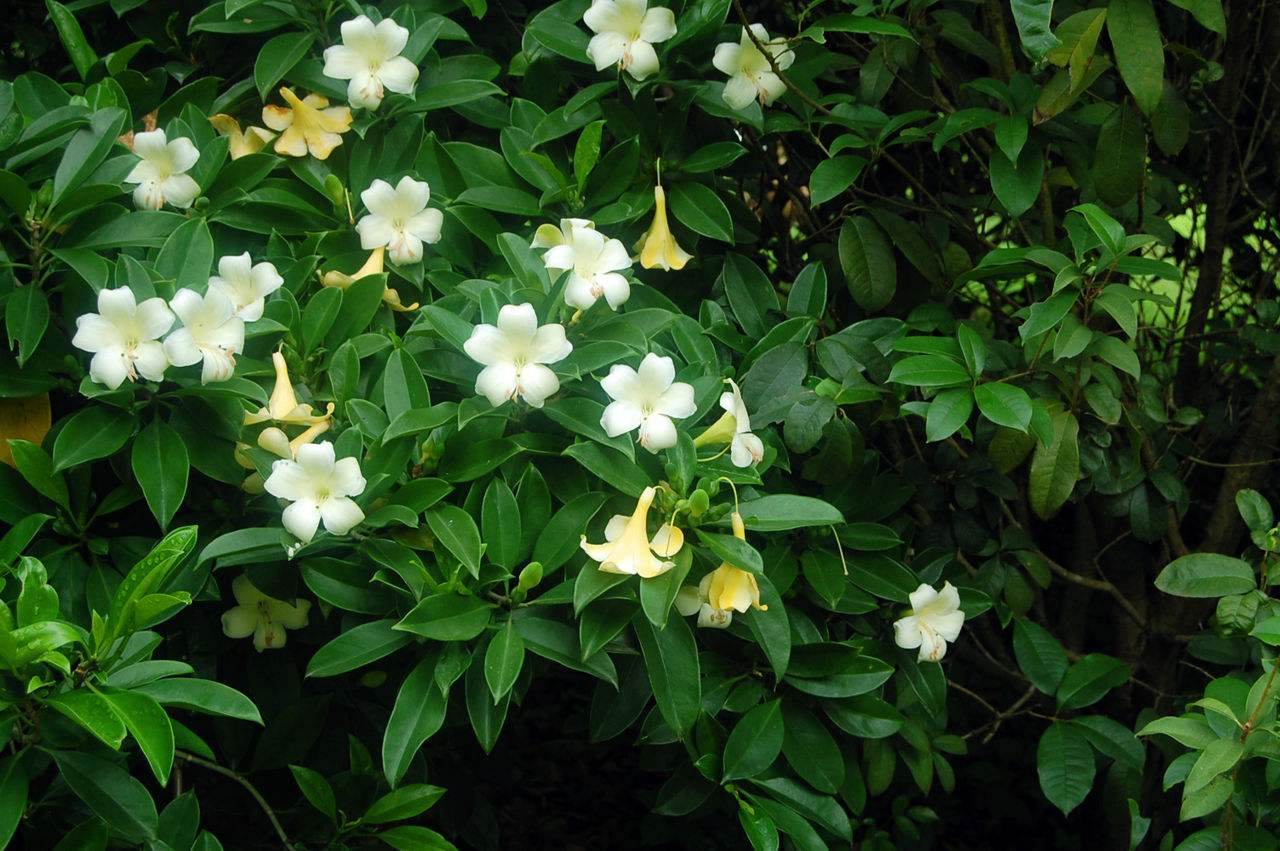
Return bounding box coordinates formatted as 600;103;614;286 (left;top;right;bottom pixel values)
1107;0;1165;115
634;614;700;737
1036;722;1095;816
307;619;413;677
925;388;973;442
52;405;134;471
484;620;524;702
888;355;970;389
735;495;844;532
1234;489;1273;533
573;120;604;188
722;699;784;781
1010;0;1060;60
1184;739;1243;794
1028;410;1079;518
103;690;175;785
533;492;608;571
50;750;157;843
1056;653;1130;711
975;382;1033;431
1167;0;1225;33
8;440;70;509
46;1;99;80
132;678;261;724
382;657;448;787
376;825;457;851
364;784;446;825
1136;715;1216;748
480;479;521;570
46;689;127;750
838;215;896;312
667;182;733;242
290;765;336;821
0;757;27;849
132;419;189;530
395;594;491;641
781;703;844;793
1071;715;1145;773
722;253;779;339
809;156;865;206
1013;618;1069;694
423;504;483;578
1093;102;1146;207
6;285;49;366
255;32;315;99
52;107;128;207
103;526;196;650
990;145;1043;216
1154;553;1257;598
154;217;214;296
1021;288;1078;340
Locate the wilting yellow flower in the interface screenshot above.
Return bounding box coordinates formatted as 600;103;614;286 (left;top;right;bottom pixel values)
221;575;311;651
637;185;691;271
244;352;335;427
676;512;766;628
208;114;275;159
261;88;352;160
580;486;683;578
320;247;418;312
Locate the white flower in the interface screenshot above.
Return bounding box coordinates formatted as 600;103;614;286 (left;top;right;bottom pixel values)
123;129;200;210
713;24;795;110
356;177;444;265
322;15;419;109
542;223;633;311
163;289;245;384
207;252;283;322
583;0;677;82
463;303;573;409
580;486;684;578
720;379;764;467
600;353;696;452
893;582;966;663
263;441;366;544
531;217;596;250
221;575;311;652
71;287;174;389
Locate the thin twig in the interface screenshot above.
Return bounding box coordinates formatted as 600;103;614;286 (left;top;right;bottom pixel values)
175;751;291;848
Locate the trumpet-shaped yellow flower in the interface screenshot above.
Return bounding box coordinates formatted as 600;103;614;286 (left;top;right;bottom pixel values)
320;247;419;312
244;352;335;427
637;185;692;271
580;486;683;577
221;575;311;651
209;114;275;159
237;420;331;493
262;88;352;160
676;512;767;628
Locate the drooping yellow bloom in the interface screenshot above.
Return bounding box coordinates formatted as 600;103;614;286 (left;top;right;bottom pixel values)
244;352;335;427
208;114;275;159
262;88;352;160
637;185;692;271
676;512;766;628
580;486;683;578
319;247;418;312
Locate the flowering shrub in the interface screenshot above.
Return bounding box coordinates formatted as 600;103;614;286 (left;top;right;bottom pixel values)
1;0;1278;848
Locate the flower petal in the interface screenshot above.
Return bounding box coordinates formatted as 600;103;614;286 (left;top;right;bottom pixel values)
161;174;200;208
516;363;559;408
88;350;129;389
222;606;258;639
600;400;643;437
893;616;922;649
599;363;639;401
356;213;396;249
282;499;322;543
640;7;677;42
638;413;677;452
71;314;123;353
163;329;201;368
464;324;511;366
320;496;364;536
475;363;518;407
496;302;538;342
378;56;419;94
529;324;572;364
322;43;363;80
264;458;310;501
626;40;660;81
636;352;675;391
331;456;366;497
132;341;169;381
166;137;199;173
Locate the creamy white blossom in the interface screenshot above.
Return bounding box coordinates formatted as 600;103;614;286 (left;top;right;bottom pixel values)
713;24;795;110
583;0;677;82
322;15;419;109
720;378;764;467
893;582;966;662
71;287;174;389
356;177;443;265
123;129;200;210
600;353;696;452
580;486;683;578
221;575;311;651
531;217;596;250
163;289;245;384
207;252;283;322
541;222;633;311
463;303;573;408
264;441;366;543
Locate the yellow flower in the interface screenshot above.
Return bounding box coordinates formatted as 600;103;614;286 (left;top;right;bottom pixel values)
261;88;352;160
675;512;766;628
319;247;418;312
208;114;275;159
637;185;692;271
580;486;683;578
244;352;335;427
237;419;331;493
221;575;311;651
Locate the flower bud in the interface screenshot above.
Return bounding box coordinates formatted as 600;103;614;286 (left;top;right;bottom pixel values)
517;562;543;592
323;173;346;207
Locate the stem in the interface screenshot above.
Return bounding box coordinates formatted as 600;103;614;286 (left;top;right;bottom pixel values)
175;751;291;848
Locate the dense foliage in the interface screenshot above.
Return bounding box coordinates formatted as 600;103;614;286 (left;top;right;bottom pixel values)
0;0;1278;847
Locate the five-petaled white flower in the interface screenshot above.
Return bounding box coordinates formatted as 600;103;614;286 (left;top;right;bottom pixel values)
264;441;366;544
356;177;444;265
542;223;633;311
600;353;696;452
463;303;573;409
893;582;966;663
720;378;764;467
713;24;795;110
71;287;174;389
221;575;311;652
322;15;419;109
124;129;200;210
207;252;283;322
163;289;245;384
583;0;677;82
580;486;683;578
